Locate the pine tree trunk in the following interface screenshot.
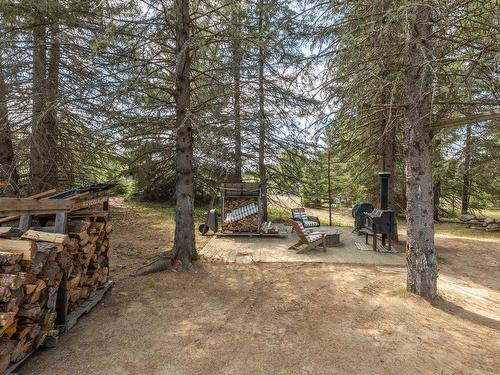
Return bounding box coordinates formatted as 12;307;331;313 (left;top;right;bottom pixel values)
461;124;472;214
46;16;60;172
0;62;19;196
404;3;437;300
257;0;268;221
30;10;59;193
172;0;197;267
375;0;398;240
232;1;242;182
29;11;48;193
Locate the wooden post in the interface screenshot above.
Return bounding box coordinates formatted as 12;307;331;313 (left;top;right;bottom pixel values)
54;212;68;331
19;214;32;231
328;149;332;226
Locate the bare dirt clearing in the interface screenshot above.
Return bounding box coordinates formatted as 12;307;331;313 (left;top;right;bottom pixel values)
18;199;500;374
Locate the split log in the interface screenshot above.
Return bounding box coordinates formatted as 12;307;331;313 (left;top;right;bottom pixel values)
21;230;69;245
17;304;41;320
0;353;10;373
0;274;23;290
0;239;35;261
1;264;21;274
0;252;23;266
0;337;16;356
0;227;24;239
0;313;16;327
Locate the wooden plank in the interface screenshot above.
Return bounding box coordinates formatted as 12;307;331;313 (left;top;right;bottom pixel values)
27;189;58;200
0;189;58;224
71;196;108;211
18;215;32;231
29;226;56;233
0;239;35;261
66;191;91;201
21;230;69;245
4;349;36;375
429;109;500;131
216;231;288;238
58;279;114;333
54;212;68;234
0;198;73;216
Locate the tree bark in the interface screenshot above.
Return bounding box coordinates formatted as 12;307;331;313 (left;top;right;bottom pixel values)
29;10;59;193
403;3;437;300
0;60;19;196
232;1;242;182
257;0;268;221
433;180;441;221
461;124;472;214
45;15;60;169
172;0;197;267
375;0;398;240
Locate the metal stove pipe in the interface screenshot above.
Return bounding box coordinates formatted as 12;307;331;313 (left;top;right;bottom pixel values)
379;171;391;210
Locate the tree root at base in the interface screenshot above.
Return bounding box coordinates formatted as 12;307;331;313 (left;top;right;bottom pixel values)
134;253;174;276
133;250;194;276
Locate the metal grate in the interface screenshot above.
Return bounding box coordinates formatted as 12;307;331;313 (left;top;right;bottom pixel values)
355;242;397;253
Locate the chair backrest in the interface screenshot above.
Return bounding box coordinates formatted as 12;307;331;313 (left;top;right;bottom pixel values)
291;220;308;243
291;208;307;221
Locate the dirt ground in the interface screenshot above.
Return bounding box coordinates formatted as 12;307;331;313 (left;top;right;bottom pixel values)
18;199;500;375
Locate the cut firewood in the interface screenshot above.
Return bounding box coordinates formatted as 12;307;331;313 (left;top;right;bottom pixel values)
2;321;16;338
0;353;10;373
67;274;81;289
0;299;17;314
17;304;41;320
78;232;90;246
0;239;36;261
10;336;32;362
0;252;23;266
0;337;16;356
0;312;16;327
1;263;21;274
0;274;23;290
24;284;37;295
68;218;91;235
0;227;25;239
28;280;46;304
104;220;113;234
0;287;11;303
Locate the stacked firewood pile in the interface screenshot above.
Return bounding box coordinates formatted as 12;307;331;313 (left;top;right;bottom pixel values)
0;234;71;371
460;214;500;232
0;218;112;371
222;199;259;232
0;184;114;372
66;217;111;312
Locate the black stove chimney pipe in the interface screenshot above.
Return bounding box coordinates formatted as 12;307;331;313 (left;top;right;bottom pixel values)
379;171;391;210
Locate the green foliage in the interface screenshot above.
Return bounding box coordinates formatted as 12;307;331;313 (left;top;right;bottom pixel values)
267;207;290;223
112;176;138;201
298;150;369;208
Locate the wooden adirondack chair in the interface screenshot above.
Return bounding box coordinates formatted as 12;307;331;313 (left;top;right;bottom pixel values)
289;221;326;254
291;207;320;228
